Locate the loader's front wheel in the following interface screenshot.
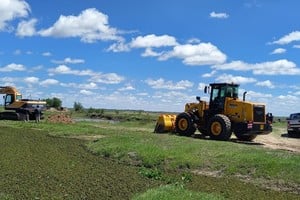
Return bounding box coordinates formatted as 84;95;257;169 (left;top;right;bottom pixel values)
175;112;196;137
208;114;232;140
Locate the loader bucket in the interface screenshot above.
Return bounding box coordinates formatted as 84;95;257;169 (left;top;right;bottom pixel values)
154;114;177;133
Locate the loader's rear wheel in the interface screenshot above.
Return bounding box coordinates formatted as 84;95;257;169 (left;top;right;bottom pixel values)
234;132;257;141
208;114;232;140
175;112;196;137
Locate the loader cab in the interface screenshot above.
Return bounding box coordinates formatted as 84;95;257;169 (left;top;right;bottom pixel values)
207;83;239;114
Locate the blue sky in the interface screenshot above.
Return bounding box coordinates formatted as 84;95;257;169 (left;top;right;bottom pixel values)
1;0;300;116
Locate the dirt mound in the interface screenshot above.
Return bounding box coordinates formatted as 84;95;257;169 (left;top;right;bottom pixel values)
47;113;74;124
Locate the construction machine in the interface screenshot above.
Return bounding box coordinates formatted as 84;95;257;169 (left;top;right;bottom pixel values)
154;83;273;141
0;86;46;121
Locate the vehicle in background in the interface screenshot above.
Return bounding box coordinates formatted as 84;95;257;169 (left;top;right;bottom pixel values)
287;113;300;137
0;86;46;122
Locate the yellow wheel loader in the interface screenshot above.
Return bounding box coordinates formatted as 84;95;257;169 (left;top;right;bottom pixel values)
0;86;46;121
154;83;273;141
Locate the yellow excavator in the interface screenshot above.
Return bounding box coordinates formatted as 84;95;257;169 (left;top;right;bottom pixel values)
154;83;273;141
0;86;46;121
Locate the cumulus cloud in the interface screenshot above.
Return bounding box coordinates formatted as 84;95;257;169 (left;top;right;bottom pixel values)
256;80;275;88
209;11;229;19
52;57;85;64
145;78;194;90
48;65;124;84
141;48;163;57
16;18;37;37
202;70;217;78
118;84;135;91
40;79;59;87
130;34;178;48
0;63;26;72
89;73;124;84
24;76;39;84
159;43;227;66
107;42;130;52
39;8;123;43
42;52;52;56
270;48;286;55
0;0;30;31
216;74;256;84
213;59;300;75
48;65;93;76
198;83;206;90
80;89;94;95
272;31;300;45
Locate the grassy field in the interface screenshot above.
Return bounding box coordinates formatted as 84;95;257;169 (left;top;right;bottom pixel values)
0;110;299;199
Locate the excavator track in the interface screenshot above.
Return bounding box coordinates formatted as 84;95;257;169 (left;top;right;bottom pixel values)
0;112;20;120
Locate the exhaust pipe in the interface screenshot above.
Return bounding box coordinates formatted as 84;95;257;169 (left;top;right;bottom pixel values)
243;91;247;101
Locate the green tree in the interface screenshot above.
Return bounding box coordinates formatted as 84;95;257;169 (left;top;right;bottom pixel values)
73;101;84;112
45;97;62;109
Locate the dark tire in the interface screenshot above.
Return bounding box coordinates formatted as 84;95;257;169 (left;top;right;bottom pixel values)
154;123;164;133
235;133;257;141
175;112;196;137
208;114;232;141
198;127;208;136
288;131;296;138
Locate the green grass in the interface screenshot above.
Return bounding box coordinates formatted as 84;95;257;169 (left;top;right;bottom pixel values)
133;184;224;200
0;112;299;199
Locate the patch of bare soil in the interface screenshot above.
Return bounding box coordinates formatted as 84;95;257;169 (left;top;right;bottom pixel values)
66;135;105;141
47;113;74;124
254;127;300;153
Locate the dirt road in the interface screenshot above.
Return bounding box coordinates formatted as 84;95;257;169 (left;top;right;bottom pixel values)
255;126;300;153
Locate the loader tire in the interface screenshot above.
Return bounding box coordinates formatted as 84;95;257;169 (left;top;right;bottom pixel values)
234;133;257;141
175;112;196;137
208;114;232;141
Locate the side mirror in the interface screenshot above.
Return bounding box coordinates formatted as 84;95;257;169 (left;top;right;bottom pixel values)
204;86;208;94
196;96;201;101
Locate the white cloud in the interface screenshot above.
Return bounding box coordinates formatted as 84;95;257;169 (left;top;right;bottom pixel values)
272;31;300;45
80;89;94;95
118;84;135;91
202;70;217;78
16;18;37;37
130;34;178;48
107;42;130;52
209;11;229;19
270;48;286;55
198;83;206;90
0;63;26;72
39;8;123;43
252;59;300;75
141;48;163;57
42;52;52;56
52;57;85;64
89;73;124;84
0;0;30;31
40;79;59;87
213;59;300;75
14;49;21;55
24;76;39;84
293;44;300;48
145;78;194;90
160;43;227;66
256;80;275;88
48;65;124;84
48;65;93;76
216;74;256;84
